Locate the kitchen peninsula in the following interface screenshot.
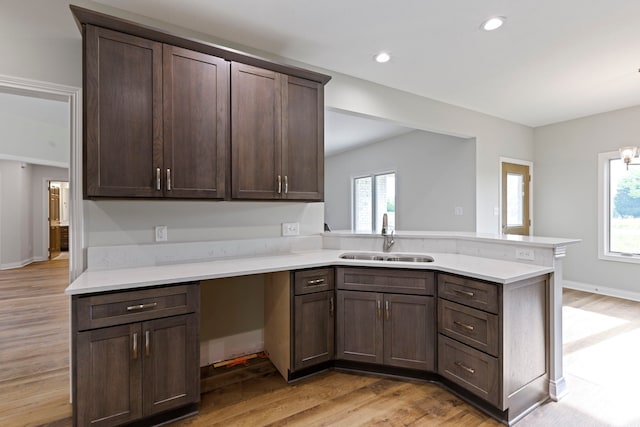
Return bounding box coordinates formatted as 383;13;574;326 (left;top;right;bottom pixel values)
67;231;578;426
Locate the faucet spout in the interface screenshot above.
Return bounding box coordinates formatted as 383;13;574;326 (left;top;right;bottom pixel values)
381;213;394;252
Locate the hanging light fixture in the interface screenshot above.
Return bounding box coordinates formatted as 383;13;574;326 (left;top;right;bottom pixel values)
619;146;639;170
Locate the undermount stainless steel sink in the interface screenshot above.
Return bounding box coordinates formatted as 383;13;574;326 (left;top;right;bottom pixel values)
339;253;434;263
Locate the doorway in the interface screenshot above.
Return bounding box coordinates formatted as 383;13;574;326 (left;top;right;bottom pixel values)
48;181;69;260
500;160;532;236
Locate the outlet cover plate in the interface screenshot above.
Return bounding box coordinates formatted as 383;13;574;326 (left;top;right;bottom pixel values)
282;222;300;236
155;225;168;242
515;247;535;261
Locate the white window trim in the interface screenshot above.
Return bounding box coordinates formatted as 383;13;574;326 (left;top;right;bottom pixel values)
351;170;397;233
597;151;640;264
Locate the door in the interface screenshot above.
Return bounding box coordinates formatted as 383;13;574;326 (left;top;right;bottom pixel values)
281;76;324;201
336;290;383;364
383;294;435;371
231;62;282;199
142;314;199;416
85;25;163;198
48;184;60;259
163;45;229;199
501;162;531;235
76;323;143;427
293;291;334;371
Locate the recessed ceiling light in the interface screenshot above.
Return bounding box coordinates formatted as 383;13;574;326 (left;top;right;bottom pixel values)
374;52;391;63
481;16;506;31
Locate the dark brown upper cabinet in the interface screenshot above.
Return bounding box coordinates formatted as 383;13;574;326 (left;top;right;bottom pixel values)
75;5;330;202
231;62;324;201
163;45;229;199
84;25;229;199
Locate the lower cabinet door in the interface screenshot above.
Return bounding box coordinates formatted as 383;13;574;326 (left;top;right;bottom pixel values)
336;290;383;364
383;294;435;371
76;323;143;427
142;314;200;416
293;291;335;371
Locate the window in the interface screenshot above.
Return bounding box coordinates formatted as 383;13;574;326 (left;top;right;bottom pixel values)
353;172;396;233
598;152;640;263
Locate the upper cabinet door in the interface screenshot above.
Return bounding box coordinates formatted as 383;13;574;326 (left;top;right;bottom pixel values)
85;25;163;198
163;46;229;199
282;76;324;201
231;62;282;200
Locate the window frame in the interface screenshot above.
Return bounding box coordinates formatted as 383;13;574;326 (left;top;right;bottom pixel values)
597;151;640;264
351;171;396;233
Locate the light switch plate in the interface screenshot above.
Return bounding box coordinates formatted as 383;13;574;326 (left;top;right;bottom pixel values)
282;222;300;236
155;225;168;242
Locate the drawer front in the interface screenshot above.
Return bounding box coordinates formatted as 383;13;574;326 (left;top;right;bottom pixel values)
294;268;334;295
438;299;499;357
438;335;501;408
76;283;199;331
336;267;435;295
438;274;499;314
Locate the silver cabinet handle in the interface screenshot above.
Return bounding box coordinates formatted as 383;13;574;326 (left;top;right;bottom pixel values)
454;321;475;331
377;300;382;320
277;175;282;194
132;332;138;360
166;168;172;191
284;175;288;194
329;297;334;317
385;300;390;321
156;168;161;191
145;330;150;357
453;288;475;298
306;278;326;286
126;302;158;312
455;361;476;375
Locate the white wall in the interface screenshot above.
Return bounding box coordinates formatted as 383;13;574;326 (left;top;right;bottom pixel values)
325;130;476;232
0;160;32;268
534;105;640;297
0;92;69;167
322;73;534;234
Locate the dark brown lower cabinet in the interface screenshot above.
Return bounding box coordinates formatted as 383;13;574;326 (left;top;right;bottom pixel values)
76;314;198;427
73;284;199;427
291;268;335;373
336;290;435;371
293;291;334;371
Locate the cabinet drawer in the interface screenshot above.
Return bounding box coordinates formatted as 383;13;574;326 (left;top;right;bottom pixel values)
76;283;199;331
438;335;500;407
336;267;435;295
438;274;499;314
439;299;499;357
294;268;334;295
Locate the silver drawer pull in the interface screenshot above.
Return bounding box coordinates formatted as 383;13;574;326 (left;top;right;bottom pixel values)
166;168;172;191
132;332;138;360
455;361;475;375
306;278;326;286
145;330;150;357
277;175;282;194
454;321;475;331
127;302;158;312
156;168;161;191
453;288;475;298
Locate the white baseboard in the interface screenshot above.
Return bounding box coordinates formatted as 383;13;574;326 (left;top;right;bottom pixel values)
1;257;36;270
199;329;265;367
564;280;640;303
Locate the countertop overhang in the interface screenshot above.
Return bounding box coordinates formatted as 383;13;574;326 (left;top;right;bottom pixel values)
66;249;555;295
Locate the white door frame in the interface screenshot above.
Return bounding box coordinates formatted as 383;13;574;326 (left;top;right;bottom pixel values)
0;74;83;281
499;157;534;235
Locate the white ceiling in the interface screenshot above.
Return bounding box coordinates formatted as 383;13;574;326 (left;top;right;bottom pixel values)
93;0;640;129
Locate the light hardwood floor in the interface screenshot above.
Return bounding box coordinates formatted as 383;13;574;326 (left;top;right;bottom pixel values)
2;263;639;426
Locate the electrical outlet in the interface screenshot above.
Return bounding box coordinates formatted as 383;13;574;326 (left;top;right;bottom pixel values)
515;247;535;261
454;207;463;216
155;225;168;242
282;222;300;236
494;207;500;216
